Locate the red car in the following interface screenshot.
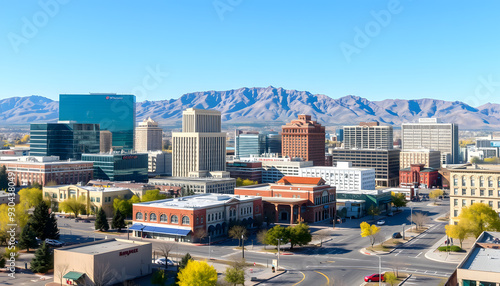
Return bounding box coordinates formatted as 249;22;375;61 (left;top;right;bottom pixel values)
364;273;384;282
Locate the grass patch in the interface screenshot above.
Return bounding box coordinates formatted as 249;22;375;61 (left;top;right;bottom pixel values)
369;244;390;252
260;249;278;253
437;245;463;252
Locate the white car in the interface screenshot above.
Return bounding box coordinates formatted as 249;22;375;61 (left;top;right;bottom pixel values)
45;239;65;247
155;258;174;266
376;220;385;225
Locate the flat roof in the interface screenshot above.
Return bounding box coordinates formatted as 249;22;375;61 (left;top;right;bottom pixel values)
44;185;129;192
460;232;500;273
150;176;235;182
300;166;374;172
57;239;150;255
134;193;259;209
263;197;308;204
337;189;391;195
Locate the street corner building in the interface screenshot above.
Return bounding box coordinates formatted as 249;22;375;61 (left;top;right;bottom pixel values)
130;193;263;242
53;238;152;285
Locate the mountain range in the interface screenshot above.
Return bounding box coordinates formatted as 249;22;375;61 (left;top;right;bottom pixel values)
1;86;500;129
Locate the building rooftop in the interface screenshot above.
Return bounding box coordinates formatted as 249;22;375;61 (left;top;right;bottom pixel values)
337;189;392;195
301;165;374;172
0;156;92;165
400;167;438;172
277;176;325;186
44;185;129;193
460;231;500;273
149;176;235;182
134;193;259;209
57;238;150;255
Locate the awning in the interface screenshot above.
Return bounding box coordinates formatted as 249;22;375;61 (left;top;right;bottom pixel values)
130;224;145;231
143;226;191;236
63;271;84;280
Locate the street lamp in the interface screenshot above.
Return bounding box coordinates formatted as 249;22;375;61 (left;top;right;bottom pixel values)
208;235;211;260
377;255;382;286
402;223;406;240
241;234;245;259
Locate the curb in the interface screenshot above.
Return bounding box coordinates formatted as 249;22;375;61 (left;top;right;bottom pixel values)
398;274;412;286
252;269;287;285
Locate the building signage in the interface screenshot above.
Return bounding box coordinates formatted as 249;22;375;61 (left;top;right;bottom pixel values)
119;248;138;256
122;155;138;160
490;141;500;147
105;96;124;100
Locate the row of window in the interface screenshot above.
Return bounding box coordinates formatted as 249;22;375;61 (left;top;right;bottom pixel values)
453;188;500;197
136;212;190;225
453;199;499;211
453;176;500;188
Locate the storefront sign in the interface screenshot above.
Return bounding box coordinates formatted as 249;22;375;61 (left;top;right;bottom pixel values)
119;248;138;256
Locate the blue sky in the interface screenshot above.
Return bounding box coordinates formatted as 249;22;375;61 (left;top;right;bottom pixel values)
1;1;500;105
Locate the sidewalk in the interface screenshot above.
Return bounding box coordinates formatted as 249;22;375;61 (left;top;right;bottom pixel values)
360;224;431;256
207;261;285;285
424;235;474;264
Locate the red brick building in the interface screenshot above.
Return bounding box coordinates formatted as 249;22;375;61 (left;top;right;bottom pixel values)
234;176;336;224
400;164;439;188
131;194;262;242
282;115;326;166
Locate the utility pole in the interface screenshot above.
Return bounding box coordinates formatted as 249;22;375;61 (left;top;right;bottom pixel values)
242;234;245;258
277;239;280;271
208;236;211;260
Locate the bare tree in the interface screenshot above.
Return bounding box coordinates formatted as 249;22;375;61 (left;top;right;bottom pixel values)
409;212;430;231
389;256;403;278
193;228;208;243
257;229;268;250
228;225;248;247
86;262;117;286
313;230;330;247
55;263;69;286
156;242;176;269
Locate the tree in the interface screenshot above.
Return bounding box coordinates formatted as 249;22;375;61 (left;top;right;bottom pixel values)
111;209;126;231
151;269;168;285
313;229;329;247
31;182;42;190
179;253;193;270
193;228;207;243
141;189;167;202
55;263;69;286
391;192;407;210
30;241;53;273
224;266;245;286
360;222;380;248
95;207;109;231
470;156;481;164
410;212;429;231
113;197;133;218
445;224;468;248
92;262;117;286
384;272;398;286
19;187;43;209
336;208;347;220
257;229;268;250
367;206;380;219
30;201;59;240
288;223;312;250
236;178;258;187
177;260;218;286
228;225;248;247
59;196;86;218
0;165;8;190
157;242;175;269
429;189;444;204
458;203;500;238
264;225;289;247
18;222;38;252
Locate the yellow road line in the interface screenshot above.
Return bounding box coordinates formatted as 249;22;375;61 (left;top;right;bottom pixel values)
314;270;330;286
292;271;306;286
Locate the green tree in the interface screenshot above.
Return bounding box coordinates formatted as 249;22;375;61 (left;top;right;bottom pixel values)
367;206;380;219
31;182;42;190
470;156;481;164
264;225;290;247
151;269;168;286
360;221;381;248
177;260;217;286
30;201;59;240
111;209;126;231
458;203;500;238
141;189;167;202
113;196;133;218
0;165;8;190
391;192;407;210
224;266;245;286
30;242;53;273
59;196;86;218
228;225;248;247
384;272;398;286
235;178;243;187
19;187;43;209
288;223;312;250
429;189;444;203
18;222;38;252
94;208;109;231
445;224;468;248
179;253;193;270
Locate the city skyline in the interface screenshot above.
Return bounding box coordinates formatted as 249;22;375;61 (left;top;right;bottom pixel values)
1;1;500;105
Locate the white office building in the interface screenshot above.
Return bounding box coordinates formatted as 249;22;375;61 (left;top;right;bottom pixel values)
343;122;393;150
299;161;375;191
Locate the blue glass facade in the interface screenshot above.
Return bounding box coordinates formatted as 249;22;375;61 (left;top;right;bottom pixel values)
81;153;148;182
59;94;136;150
30;123;100;160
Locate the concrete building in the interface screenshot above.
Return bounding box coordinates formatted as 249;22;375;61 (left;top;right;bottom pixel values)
131;193;262;242
282;115;326;166
0;190;19;205
0;156;93;186
401;118;459;164
53;239;152;285
299;161;376;190
239;155;314;183
449;165;500;224
399;164;439;188
234;130;281;158
235;176;336;224
329;148;401;187
82;153;148;183
149;176;236;194
467;146;499;162
446;231;500;286
336;189;393;215
172;108;226;177
135;117;162;152
100;130;113;153
400;149;441;169
343;122;393;150
147;151;172;177
226;161;262;183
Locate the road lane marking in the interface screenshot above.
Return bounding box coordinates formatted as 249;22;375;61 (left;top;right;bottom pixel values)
415;252;422;258
292;271;306;286
314;271;330;285
395;250;403;256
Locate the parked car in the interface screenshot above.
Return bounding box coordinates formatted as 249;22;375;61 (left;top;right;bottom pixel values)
45;239;64;247
364;273;385;282
392;232;402;239
376;220;385;225
74;219;80;222
82;219;91;223
155;258;174;266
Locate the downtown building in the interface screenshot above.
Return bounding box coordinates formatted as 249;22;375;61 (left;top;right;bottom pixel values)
172;108;226;177
81;153;148;183
401;118;459;164
281;115;326;166
343;122;393;149
234;130;281;158
135;117;163;152
149;175;236;194
400;149;441;169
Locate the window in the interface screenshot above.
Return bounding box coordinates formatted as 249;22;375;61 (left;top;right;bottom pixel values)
150;213;157;221
91;197;95;202
471;200;475;205
462;199;466;206
454;210;458;217
201;215;204;223
454;199;458;206
462;189;466;195
471;189;476;196
182;216;190;225
489;201;493;207
471;177;475;187
480;176;484;187
196;216;199;224
480;190;484;196
136;212;143;220
462;176;466;186
489;190;493;196
454;188;458;195
160;214;167;222
96;197;100;203
489;177;493;187
171;215;178;224
453;176;458;186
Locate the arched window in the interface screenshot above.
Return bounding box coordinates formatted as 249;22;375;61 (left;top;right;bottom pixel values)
182;216;190;225
462;176;466;186
135;212;143;220
453;176;458;186
150;213;157;221
322;190;329;204
171;215;178;224
488;177;493;188
160;214;167;222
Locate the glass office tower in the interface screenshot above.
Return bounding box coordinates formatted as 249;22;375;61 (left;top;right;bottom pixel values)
30;123;100;160
59;94;136;151
81;153;148;182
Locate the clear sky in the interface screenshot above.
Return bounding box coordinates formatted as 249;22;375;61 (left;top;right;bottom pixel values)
1;0;500;105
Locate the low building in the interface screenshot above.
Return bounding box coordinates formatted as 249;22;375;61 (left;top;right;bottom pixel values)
149;176;236;194
399;164;439;188
299;161;376;191
336;199;365;219
445;231;500;286
82;153;148;183
226;161;262;183
0;156;93;186
336;189;392;215
147;151;172;177
384;187;419;201
234;176;336;224
131;194;262;242
86;180;156;196
400;149;441;169
54;238;152;285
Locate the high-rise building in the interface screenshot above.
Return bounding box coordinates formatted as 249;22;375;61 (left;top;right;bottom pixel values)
234;130;281;158
282;115;325;166
343;122;393;150
172;108;226;177
59;94;136;151
30;122;100;160
401;118;459;164
100;130;113;153
400;149;441;169
135;117;162;152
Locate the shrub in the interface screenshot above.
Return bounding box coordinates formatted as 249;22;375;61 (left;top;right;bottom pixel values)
437;245;463;252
